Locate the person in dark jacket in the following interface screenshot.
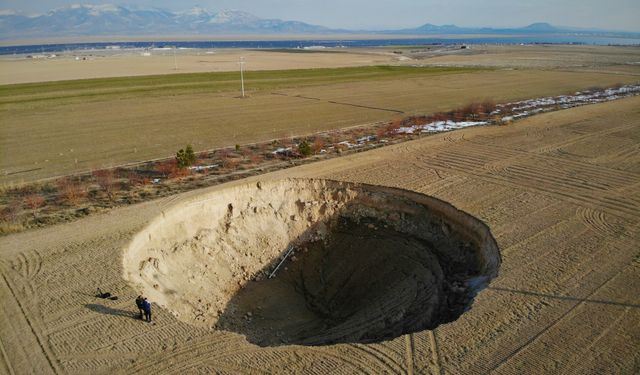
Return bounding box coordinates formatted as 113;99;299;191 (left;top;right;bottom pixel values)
135;295;145;319
142;298;152;322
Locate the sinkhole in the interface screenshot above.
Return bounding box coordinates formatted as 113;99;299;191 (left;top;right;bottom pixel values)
123;179;500;346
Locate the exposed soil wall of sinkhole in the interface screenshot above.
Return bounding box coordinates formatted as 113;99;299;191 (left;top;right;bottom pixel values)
123;179;501;346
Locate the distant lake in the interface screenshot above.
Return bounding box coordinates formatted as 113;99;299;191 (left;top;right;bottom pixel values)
1;35;639;55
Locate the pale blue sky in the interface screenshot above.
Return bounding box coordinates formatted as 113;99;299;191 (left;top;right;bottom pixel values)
2;0;639;31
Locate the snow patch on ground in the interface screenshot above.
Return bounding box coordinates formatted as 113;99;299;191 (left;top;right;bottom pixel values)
395;84;640;136
496;84;640;118
397;121;488;135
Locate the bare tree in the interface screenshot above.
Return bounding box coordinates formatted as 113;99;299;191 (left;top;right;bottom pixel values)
24;193;45;218
93;169;119;201
0;199;22;223
57;178;87;205
156;160;178;178
312;137;325;154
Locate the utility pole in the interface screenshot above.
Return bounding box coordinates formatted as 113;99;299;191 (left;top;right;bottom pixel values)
239;56;246;98
173;47;178;70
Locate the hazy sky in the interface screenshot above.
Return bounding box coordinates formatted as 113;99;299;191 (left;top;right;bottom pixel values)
2;0;639;31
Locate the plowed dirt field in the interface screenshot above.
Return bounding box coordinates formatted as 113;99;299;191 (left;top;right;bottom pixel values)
1;96;639;374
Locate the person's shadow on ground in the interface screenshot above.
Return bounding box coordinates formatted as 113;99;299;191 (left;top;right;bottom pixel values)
85;303;140;319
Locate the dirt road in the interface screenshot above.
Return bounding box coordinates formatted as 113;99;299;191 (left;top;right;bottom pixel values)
0;96;638;374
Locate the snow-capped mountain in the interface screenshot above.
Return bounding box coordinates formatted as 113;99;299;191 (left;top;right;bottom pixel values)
0;5;331;38
207;10;260;25
0;5;176;37
1;4;636;40
383;22;563;35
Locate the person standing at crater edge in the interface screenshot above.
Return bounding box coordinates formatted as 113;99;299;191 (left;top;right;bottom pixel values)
135;295;145;319
143;297;152;323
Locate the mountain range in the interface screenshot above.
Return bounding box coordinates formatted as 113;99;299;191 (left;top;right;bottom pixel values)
0;4;637;40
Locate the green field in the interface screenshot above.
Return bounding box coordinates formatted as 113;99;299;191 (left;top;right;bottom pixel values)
0;66;477;106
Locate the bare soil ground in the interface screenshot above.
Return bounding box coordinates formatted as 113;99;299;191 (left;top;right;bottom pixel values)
0;48;404;85
3;66;639;184
2;45;639;85
402;44;640;70
1;96;638;374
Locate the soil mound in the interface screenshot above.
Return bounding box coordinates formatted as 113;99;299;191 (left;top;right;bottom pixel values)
123;179;500;346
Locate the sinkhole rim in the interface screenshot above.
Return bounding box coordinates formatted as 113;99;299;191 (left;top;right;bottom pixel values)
122;178;501;345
